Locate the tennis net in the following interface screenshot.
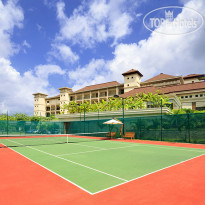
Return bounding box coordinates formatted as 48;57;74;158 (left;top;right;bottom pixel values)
0;132;109;148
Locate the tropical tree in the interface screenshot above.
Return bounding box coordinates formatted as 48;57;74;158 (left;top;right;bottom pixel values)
61;92;172;114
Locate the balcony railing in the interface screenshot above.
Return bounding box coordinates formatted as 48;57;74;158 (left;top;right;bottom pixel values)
84;96;90;99
108;93;116;97
100;94;107;97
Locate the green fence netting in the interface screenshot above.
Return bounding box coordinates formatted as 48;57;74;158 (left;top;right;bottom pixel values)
0;120;64;135
0;113;204;144
66;113;205;144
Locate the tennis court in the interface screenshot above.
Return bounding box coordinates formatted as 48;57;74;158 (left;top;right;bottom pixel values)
0;133;205;199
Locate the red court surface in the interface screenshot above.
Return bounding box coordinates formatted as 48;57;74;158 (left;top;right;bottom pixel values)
0;141;205;205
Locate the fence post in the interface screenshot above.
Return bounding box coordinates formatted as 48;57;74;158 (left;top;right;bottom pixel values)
84;105;85;133
122;98;125;136
160;99;163;141
187;113;191;143
139;117;141;139
7;110;8;136
84;105;85;122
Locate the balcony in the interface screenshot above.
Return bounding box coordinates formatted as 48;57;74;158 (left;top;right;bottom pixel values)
84;95;90;100
100;91;107;97
108;93;116;97
76;96;82;100
51;106;56;111
46;107;50;111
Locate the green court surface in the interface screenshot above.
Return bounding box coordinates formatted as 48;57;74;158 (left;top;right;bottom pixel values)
1;137;205;194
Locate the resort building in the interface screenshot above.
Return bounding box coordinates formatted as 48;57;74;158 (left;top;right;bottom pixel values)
33;69;205;117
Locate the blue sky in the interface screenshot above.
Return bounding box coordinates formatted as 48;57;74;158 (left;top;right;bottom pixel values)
0;0;204;114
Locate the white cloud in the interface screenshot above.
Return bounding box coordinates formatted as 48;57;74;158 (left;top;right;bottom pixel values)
0;58;66;114
69;59;111;91
0;0;24;58
22;40;31;54
136;13;143;18
36;24;42;31
49;43;79;63
55;0;135;48
68;0;205;88
22;40;31;48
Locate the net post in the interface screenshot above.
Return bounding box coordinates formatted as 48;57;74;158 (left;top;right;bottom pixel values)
67;134;68;143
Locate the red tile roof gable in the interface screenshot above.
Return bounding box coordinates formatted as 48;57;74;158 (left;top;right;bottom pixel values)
183;74;205;79
74;81;121;93
143;73;179;83
120;81;205;98
122;69;143;77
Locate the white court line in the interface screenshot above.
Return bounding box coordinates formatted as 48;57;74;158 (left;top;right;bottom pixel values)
6;139;128;183
3;139;205;195
135;143;205;153
93;153;205;195
1;142;93;195
56;144;139;156
100;139;205;153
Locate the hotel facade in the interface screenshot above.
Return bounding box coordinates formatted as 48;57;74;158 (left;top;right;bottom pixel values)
33;69;205;117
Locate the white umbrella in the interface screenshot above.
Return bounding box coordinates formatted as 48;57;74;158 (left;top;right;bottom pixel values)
103;118;123;138
103;118;123;124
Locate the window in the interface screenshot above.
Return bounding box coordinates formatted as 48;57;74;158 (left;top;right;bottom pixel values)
189;95;192;98
131;77;133;79
200;94;203;97
105;92;107;96
181;96;184;99
192;81;194;83
47;101;49;103
70;96;73;101
185;96;188;98
195;95;198;97
127;77;129;80
127;84;129;86
96;93;98;97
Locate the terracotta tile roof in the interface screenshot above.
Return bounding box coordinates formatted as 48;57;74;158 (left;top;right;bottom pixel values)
74;81;121;93
161;81;205;94
120;86;160;98
122;69;143;77
143;73;179;83
183;74;205;79
33;93;48;96
120;82;205;98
